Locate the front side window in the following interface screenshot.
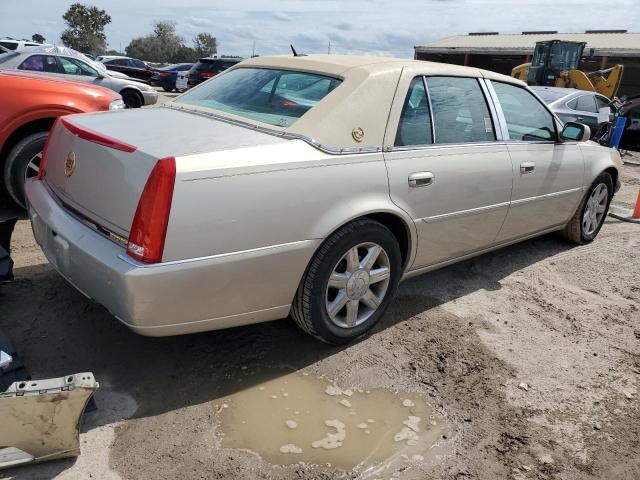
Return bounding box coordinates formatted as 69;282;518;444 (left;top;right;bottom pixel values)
175;68;342;127
595;96;610;111
59;56;98;76
395;77;431;146
492;82;556;141
426;76;495;144
132;59;147;69
18;55;60;73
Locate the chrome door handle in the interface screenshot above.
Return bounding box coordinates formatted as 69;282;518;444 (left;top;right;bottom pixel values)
520;162;535;174
408;171;435;188
576;116;584;121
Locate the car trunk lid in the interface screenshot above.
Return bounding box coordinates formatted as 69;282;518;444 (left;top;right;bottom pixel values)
42;107;285;238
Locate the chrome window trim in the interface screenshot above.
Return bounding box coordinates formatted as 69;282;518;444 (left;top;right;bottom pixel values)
386;141;508;153
117;239;314;268
421;75;437;143
484;79;510;140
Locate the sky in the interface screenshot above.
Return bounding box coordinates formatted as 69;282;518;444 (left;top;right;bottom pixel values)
1;0;639;58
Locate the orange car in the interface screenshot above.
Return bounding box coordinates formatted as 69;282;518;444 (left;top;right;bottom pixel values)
0;69;123;209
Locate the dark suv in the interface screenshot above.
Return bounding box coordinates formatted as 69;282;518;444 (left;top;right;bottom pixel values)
98;56;152;82
187;57;243;87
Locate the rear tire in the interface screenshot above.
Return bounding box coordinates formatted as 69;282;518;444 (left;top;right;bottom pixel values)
121;90;143;108
3;131;48;209
292;219;402;344
562;172;613;244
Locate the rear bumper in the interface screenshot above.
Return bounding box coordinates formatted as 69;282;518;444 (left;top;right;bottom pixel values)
25;179;318;336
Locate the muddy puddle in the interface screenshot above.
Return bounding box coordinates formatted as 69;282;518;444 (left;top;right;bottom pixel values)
214;369;449;476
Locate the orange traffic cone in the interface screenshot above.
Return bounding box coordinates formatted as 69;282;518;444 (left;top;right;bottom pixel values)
634;191;640;219
609;189;640;224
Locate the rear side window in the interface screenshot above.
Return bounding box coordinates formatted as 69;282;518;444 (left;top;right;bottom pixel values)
395;77;432;146
131;59;147;69
595;96;610;110
175;67;341;127
0;41;17;50
426;77;495;144
18;55;60;73
576;95;597;113
492;82;556;141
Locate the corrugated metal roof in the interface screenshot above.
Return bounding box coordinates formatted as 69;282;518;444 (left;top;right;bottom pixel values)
415;32;640;57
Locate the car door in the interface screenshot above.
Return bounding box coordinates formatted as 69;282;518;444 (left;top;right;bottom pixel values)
383;74;513;270
488;81;585;242
56;56;114;90
130;59;151;81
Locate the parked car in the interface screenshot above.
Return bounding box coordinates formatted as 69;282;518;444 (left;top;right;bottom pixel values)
25;55;621;343
0;38;45;51
175;70;189;92
0;46;158;108
96;56;153;82
0;70;123;209
187;57;243;87
532;86;615;133
150;63;193;92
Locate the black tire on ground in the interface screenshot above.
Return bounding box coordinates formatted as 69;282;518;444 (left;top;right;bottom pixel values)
291;218;402;344
3;131;48;209
162;86;174;93
562;172;613;245
121;90;143;108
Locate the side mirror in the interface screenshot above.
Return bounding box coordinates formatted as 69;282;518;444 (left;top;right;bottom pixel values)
561;122;591;142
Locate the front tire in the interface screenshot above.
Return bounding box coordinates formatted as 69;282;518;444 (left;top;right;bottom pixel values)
121;90;143;108
292;219;402;344
562;172;613;244
3;131;48;208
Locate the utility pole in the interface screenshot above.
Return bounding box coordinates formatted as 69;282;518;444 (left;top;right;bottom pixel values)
252;40;255;57
328;40;331;55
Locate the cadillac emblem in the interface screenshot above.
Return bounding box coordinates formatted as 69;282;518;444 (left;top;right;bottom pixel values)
64;152;76;177
352;127;365;143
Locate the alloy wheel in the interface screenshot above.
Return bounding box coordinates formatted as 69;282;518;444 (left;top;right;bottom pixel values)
582;183;608;236
24;151;42;182
325;242;391;328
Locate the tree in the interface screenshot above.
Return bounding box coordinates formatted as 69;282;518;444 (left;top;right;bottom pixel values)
60;3;111;55
31;33;46;44
193;33;217;58
126;21;194;63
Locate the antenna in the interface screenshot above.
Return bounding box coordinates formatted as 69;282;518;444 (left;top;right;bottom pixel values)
290;44;307;57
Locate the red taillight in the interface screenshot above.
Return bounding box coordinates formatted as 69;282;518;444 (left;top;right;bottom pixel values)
126;157;176;264
61;118;137;153
38;118;62;180
201;71;216;78
159;72;171;77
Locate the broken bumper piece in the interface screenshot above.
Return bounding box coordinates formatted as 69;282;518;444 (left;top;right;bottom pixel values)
0;372;98;469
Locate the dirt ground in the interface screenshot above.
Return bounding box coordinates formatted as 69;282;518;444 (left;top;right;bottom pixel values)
1;153;639;480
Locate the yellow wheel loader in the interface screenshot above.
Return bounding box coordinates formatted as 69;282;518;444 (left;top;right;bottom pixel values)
512;40;624;100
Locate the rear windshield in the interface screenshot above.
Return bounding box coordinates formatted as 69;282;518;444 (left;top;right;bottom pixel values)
175;67;342;127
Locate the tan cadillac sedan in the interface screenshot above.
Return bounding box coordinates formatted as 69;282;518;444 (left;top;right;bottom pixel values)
25;55;621;344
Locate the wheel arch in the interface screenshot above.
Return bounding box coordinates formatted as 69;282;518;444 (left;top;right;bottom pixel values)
119;87;144;104
310;207;417;272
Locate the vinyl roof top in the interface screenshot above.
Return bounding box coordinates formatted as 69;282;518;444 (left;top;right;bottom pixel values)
415;32;640;57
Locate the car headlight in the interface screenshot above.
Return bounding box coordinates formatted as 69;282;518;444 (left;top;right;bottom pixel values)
109;99;125;111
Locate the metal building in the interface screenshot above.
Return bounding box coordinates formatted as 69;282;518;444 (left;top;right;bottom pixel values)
414;30;640;97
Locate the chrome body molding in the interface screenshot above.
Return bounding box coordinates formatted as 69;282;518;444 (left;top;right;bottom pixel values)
117;240;315;268
421;201;511;224
419;187;584;224
510;187;585;206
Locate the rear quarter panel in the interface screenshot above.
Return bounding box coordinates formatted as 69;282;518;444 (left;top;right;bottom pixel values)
163;140;415;262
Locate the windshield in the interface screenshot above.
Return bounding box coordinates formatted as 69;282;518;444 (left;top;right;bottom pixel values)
0;51;18;64
174;67;342;127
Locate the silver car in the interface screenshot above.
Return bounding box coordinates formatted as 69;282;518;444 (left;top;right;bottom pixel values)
25;55;621;344
531;86;614;133
0;46;157;108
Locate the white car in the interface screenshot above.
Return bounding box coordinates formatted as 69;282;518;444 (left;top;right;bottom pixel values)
176;70;189;92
